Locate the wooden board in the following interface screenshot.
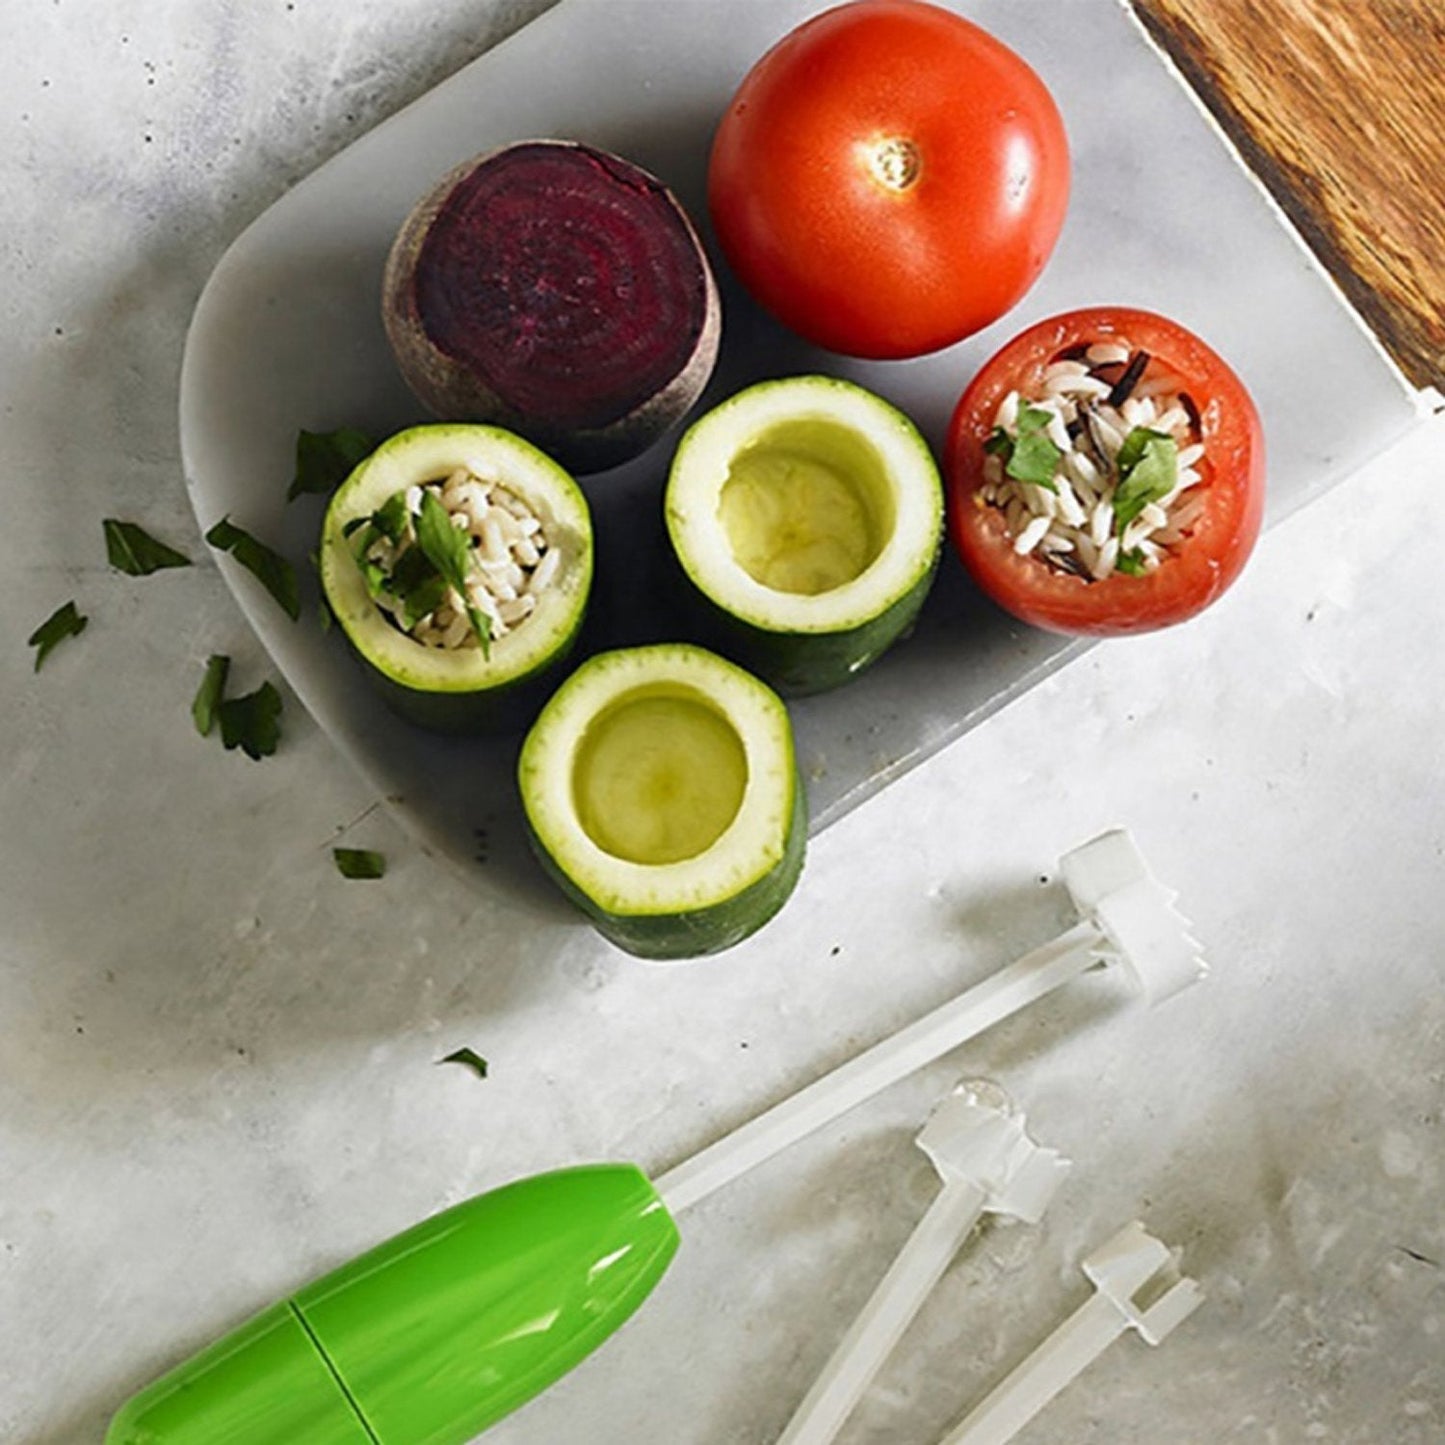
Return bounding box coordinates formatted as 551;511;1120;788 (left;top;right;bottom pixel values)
1132;0;1445;392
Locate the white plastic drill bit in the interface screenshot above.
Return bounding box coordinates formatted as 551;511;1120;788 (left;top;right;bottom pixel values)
777;1081;1069;1445
940;1221;1205;1445
655;830;1203;1215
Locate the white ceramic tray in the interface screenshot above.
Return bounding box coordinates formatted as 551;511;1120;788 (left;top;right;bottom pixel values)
179;0;1417;905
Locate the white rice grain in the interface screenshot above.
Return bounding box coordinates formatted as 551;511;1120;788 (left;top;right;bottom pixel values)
1092;536;1120;580
1014;514;1052;555
527;547;561;594
1089;500;1114;547
1087;342;1130;366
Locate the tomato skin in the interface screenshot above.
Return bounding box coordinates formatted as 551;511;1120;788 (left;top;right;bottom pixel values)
945;307;1266;637
707;0;1070;360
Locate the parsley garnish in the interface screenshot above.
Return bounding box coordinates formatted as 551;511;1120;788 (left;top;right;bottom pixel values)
414;490;491;655
1116;548;1148;577
437;1047;489;1080
191;654;231;736
333;847;386;879
205;516;300;621
104;520;192;576
992;404;1062;490
27;600;87;671
288;427;375;502
1113;428;1178;534
217;680;283;760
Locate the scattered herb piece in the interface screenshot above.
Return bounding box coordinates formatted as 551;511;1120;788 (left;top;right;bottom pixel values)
415;490;492;654
999;404;1062;490
333;847;386;880
437;1047;489;1080
400;571;450;631
288;427;375;502
1115;548;1148;577
103;519;192;576
27;600;87;671
205;516;300;621
983;427;1012;457
217;680;283;760
191;654;231;736
1113;427;1178;534
372;491;411;543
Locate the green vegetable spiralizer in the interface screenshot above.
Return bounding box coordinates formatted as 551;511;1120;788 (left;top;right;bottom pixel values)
105;1165;677;1444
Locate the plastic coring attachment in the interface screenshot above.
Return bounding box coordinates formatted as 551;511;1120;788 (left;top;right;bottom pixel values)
776;1081;1069;1445
938;1220;1204;1445
655;829;1203;1214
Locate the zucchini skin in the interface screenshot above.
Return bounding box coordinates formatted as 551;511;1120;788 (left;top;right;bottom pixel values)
341;610;585;735
670;543;941;697
524;766;808;960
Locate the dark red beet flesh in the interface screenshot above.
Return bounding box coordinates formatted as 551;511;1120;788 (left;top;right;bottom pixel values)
411;144;711;434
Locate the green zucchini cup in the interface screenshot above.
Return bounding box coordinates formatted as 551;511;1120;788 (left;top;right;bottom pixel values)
665;376;944;695
518;643;806;960
320;423;593;733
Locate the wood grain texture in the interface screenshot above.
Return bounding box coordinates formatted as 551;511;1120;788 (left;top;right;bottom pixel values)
1131;0;1445;390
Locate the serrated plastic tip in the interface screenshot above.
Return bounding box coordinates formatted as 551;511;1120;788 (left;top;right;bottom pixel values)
1059;830;1206;1001
917;1086;1070;1223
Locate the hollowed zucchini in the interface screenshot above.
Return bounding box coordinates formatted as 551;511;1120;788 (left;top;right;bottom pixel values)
518;644;805;959
665;376;944;694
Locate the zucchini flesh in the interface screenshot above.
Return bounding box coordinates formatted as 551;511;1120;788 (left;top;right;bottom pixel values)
574;688;749;866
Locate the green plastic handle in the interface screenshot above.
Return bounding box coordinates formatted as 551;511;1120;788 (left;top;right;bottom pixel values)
106;1164;679;1445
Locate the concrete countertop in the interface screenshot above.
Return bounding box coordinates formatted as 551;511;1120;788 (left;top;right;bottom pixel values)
2;2;1441;1443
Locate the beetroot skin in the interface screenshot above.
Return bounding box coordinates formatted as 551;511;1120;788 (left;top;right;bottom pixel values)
383;141;721;474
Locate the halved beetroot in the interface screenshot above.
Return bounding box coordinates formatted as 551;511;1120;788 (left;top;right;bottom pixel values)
383;140;721;475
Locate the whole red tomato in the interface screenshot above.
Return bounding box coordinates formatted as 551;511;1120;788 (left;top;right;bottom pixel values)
946;306;1266;636
707;0;1069;360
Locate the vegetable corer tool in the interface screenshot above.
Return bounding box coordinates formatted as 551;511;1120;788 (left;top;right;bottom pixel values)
938;1220;1204;1445
107;828;1203;1445
775;1079;1069;1445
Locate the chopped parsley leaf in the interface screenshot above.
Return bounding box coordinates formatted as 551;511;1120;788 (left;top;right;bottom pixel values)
104;520;192;576
333;847;386;880
1113;428;1178;534
437;1047;489;1080
217;680;283;760
415;490;491;655
205;516;300;621
191;654;231;736
27;600;87;671
288;427;375;502
1002;404;1062;490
